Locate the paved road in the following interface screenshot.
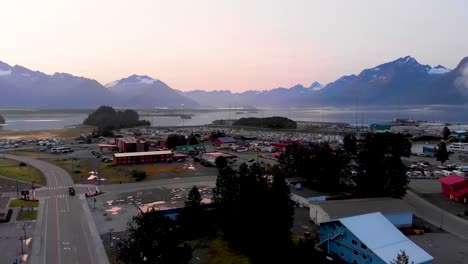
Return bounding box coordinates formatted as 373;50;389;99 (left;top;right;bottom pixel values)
100;176;217;194
404;190;468;240
3;154;109;264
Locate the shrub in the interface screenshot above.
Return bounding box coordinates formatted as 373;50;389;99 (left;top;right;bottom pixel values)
131;170;147;181
19;162;27;167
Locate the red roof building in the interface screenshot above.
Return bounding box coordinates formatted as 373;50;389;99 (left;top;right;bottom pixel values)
438;174;468;204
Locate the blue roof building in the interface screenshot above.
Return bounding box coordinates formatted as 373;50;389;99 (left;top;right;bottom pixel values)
319;212;433;264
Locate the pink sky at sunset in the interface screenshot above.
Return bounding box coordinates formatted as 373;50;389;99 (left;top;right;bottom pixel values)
1;0;467;92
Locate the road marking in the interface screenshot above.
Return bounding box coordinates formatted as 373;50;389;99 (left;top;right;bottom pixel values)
55;197;62;264
65;195;70;212
43;200;49;264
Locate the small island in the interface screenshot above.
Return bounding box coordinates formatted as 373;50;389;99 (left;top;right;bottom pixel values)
83;106;150;129
233;116;297;129
0;114;5;125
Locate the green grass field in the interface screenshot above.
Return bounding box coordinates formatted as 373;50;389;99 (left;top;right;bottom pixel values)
42;158;92;183
0;158;45;184
206;239;251;264
9;199;39;208
16;210;38;221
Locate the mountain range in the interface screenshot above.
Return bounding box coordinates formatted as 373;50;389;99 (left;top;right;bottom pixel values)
0;56;467;108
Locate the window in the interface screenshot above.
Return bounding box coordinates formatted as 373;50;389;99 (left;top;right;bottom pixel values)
361;243;367;250
362;254;367;260
336;242;340;247
352;240;357;245
353;250;358;255
353;261;358;264
341;252;344;257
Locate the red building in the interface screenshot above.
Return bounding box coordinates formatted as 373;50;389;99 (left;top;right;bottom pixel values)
213;137;237;148
115;137;149;153
113;151;173;165
438;174;468;204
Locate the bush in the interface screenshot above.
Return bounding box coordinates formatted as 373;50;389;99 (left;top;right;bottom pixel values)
19;162;27;167
73;170;81;174
131;170;147;181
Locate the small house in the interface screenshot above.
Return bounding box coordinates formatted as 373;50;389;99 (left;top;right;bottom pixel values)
213;137;237;148
438;174;468;204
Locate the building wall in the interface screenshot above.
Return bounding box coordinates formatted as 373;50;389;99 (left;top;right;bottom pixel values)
383;212;413;227
309;205;330;224
320;221;383;264
291;194;326;208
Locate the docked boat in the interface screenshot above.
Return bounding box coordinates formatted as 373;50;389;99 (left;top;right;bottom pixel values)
447;143;468;152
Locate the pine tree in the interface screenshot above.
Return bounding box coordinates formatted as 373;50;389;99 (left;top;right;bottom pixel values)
118;210;192;264
442;126;451;141
435;142;449;165
343;134;357;154
178;186;203;239
390;250;414;264
188;133;199;145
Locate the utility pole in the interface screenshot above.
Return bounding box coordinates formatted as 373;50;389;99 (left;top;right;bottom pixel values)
16;180;19;199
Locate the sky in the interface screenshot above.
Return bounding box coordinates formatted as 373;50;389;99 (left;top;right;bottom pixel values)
1;0;468;92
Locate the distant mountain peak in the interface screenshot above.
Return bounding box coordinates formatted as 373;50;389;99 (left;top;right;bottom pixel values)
309;81;323;90
397;56;418;64
0;61;12;71
105;74;159;88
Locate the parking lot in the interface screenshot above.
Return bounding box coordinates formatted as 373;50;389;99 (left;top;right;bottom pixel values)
410;233;468;264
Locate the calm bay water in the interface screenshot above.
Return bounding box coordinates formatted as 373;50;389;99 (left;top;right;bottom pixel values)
1;105;468;131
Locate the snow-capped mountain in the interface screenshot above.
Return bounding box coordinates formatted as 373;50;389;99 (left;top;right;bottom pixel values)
0;61;114;108
105;74;199;108
307;56;463;105
0;56;466;109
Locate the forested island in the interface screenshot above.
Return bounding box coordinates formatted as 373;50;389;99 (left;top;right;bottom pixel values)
83;106;150;129
233;116;297;129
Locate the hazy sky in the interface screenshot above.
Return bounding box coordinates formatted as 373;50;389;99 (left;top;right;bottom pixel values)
1;0;467;92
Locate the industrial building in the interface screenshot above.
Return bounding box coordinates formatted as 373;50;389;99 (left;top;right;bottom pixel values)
213;137;237;148
319;212;433;264
438;174;468;204
114;137;149;153
113;150;173;165
200;152;236;165
310;198;413;227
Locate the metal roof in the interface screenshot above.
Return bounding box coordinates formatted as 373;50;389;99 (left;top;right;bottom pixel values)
216;137;237;143
438;175;467;186
114;151;172;158
311;197;412;219
338;212;433;264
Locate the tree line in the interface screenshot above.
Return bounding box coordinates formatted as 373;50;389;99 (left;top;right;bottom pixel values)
279;132;412;198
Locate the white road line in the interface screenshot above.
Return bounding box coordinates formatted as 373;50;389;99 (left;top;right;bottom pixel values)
65;196;70;212
43;200;49;264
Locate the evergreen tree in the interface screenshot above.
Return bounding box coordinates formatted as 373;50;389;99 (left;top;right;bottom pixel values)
178;186;203;239
343;134;357;154
187;133;199;145
215;156;228;169
435;142;449;165
390;250;413;264
278;142;312;181
0;114;5;124
354;132;411;198
212;166;240;239
118;210;192;264
442;126;451;141
166;134;187;149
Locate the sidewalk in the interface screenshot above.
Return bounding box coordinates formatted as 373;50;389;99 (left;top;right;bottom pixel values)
404;190;468;240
